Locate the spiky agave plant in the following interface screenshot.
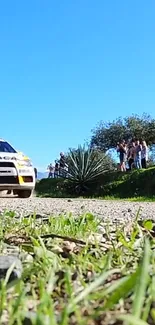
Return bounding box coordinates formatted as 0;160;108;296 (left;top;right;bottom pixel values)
67;146;110;193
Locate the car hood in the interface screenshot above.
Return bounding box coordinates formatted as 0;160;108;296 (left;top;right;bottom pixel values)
0;152;30;162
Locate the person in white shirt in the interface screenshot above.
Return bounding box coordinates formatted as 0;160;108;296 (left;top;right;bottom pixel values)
135;140;142;169
141;141;148;169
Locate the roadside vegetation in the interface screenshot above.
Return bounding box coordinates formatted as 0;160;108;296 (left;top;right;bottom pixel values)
36;113;155;200
0;210;155;324
36;166;155;201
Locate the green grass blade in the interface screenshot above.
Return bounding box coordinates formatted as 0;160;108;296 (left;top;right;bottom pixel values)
118;315;149;325
142;296;152;321
103;270;139;310
132;239;151;318
67;268;120;313
4;262;16;286
151;276;155;300
119;314;149;325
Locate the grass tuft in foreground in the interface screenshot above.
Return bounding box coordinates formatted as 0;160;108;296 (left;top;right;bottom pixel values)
0;210;155;324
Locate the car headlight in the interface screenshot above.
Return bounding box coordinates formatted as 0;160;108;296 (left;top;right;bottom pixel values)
17;160;33;167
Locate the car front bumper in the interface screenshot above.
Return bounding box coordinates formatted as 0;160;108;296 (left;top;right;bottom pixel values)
0;161;35;190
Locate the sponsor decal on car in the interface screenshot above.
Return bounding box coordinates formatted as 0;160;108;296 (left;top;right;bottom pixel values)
0;156;17;160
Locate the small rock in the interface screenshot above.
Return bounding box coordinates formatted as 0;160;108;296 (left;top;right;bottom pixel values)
67;199;72;202
128;208;132;212
24;213;43;219
62;241;76;253
20;252;34;264
72;271;78;281
23;318;33;325
0;255;23;282
22;312;36;325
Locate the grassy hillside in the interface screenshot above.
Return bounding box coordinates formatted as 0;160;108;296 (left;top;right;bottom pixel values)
99;167;155;198
35;167;155;199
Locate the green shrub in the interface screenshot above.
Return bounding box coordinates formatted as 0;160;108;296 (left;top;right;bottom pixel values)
35;167;155;199
35;178;69;197
67;146;112;194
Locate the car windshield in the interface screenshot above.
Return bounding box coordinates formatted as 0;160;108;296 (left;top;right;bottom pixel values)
0;141;17;153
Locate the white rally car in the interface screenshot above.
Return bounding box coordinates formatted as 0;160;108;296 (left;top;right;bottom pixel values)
0;139;35;198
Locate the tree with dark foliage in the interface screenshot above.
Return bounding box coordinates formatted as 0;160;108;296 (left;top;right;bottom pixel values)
91;114;155;152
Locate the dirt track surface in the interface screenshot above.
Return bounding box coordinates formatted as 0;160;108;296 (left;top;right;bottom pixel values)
0;196;155;222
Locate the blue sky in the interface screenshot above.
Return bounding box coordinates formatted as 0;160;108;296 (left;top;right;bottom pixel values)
0;1;155;171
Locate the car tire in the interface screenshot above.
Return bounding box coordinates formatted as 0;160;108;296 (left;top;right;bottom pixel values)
17;190;33;198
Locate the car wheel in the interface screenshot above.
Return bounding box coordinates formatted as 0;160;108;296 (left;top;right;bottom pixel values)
17;190;33;198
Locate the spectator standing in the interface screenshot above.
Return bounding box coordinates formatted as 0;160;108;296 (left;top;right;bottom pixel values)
117;140;127;172
141;141;148;169
135;140;142;169
59;152;66;177
127;141;136;170
54;161;59;178
47;163;54;178
116;144;121;170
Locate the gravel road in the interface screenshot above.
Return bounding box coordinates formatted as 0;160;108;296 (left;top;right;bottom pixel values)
0;196;155;222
